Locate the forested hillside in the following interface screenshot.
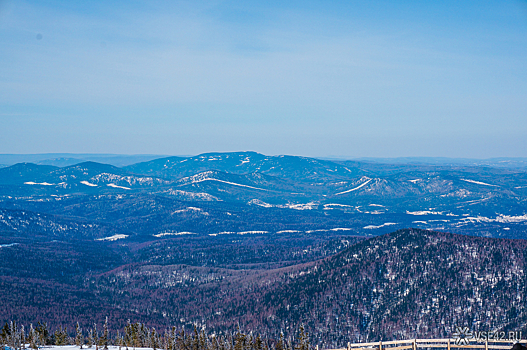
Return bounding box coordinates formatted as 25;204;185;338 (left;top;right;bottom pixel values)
2;229;526;347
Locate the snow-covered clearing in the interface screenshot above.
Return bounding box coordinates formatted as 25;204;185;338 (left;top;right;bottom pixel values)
107;184;131;190
324;203;353;208
285;202;317;210
96;234;128;241
460;214;527;224
0;243;19;248
335;178;372;195
249;199;274;208
461;179;498;187
185;173;268;191
154;232;196;237
237;157;250;166
364;223;397;229
406;210;443;215
208;230;267;236
165;189;219;201
249;199;317;210
172;207;203;214
237;230;268;235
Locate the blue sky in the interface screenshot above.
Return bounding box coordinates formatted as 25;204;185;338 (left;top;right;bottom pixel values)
1;0;526;158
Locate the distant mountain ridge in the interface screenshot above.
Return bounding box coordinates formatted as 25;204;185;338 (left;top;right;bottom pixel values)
124;151;362;181
0;154;168;167
0;151;526;240
3;153;527;169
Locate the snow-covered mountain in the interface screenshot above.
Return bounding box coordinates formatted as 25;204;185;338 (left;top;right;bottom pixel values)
0;152;526;239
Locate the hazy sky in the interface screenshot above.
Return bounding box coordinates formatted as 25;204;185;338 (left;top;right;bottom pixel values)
1;0;526;158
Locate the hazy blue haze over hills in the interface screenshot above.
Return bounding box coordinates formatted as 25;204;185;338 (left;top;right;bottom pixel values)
0;151;526;240
0;154;168;167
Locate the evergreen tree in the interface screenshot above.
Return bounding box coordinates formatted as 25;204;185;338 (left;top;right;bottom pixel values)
139;323;147;348
234;328;246;350
9;321;17;350
35;323;49;346
117;332;124;350
170;327;178;350
163;329;170;350
87;329;94;348
176;329;188;350
1;322;9;348
102;318;109;350
20;325;26;349
76;322;84;349
150;328;159;350
192;327;200;350
124;320;132;350
28;324;38;350
294;326;309;350
276;333;285;350
254;335;263;350
199;329;208;350
93;324;99;350
131;323;139;350
54;326;68;346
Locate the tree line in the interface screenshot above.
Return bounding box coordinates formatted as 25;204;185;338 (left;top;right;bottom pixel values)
0;318;310;350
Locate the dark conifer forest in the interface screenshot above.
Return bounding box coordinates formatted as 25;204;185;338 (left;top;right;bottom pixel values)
1;319;310;350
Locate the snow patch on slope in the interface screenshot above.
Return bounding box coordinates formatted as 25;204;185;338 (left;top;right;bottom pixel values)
406;210;443;215
286;202;317;210
323;203;353;210
182;172;268;191
154;232;197;237
209;230;268;236
165;189;219;201
237;157;250;166
364;222;397;229
335;178;372;195
461;179;498;187
249;199;317;210
0;243;19;248
96;234;128;241
172;207;208;215
249;199;274;208
107;183;131;190
460;214;527;224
